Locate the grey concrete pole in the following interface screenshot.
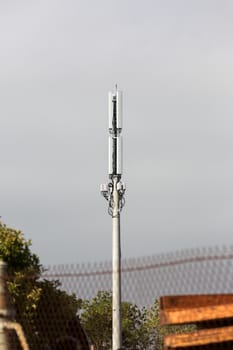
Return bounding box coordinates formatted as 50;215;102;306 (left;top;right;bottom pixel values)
112;176;121;350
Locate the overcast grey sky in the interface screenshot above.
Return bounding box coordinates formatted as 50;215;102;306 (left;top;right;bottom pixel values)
0;0;233;265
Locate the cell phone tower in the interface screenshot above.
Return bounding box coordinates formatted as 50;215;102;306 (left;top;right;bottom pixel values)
100;86;126;350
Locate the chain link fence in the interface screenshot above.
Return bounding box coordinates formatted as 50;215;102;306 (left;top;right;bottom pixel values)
5;245;233;349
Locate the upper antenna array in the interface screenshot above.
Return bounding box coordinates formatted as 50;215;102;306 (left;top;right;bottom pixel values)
108;90;123;134
108;89;123;176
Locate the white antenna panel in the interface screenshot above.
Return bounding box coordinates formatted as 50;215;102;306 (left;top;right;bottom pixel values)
116;91;123;131
117;135;122;174
108;91;122;133
108;135;122;175
108;92;114;131
108;136;113;175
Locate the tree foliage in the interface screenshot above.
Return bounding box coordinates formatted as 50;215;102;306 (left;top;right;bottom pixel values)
0;221;82;350
81;291;112;349
0;222;40;274
81;291;151;350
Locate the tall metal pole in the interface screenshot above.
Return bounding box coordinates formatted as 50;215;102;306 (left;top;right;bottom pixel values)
100;87;125;350
112;175;121;350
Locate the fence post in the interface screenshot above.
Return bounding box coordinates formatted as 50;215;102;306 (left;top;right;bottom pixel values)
0;260;16;349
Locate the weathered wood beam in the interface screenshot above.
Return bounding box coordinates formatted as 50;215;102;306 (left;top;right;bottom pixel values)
161;303;233;325
160;294;233;310
160;295;233;325
164;325;233;349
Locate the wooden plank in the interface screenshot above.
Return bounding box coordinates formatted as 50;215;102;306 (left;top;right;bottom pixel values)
164;325;233;349
160;294;233;311
160;302;233;325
